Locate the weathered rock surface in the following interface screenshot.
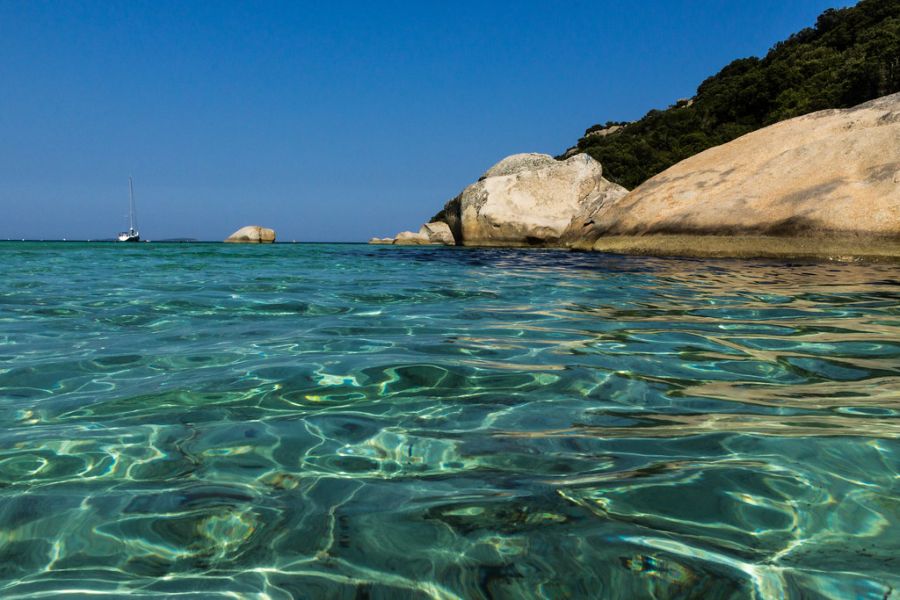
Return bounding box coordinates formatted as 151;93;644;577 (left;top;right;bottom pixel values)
437;153;627;246
584;124;625;139
392;230;430;245
418;221;454;245
430;194;463;244
224;225;276;243
559;180;637;246
565;92;900;249
370;222;456;245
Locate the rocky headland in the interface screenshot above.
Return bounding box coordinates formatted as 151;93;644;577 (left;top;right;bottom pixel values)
372;0;899;260
562;92;900;259
375;92;899;260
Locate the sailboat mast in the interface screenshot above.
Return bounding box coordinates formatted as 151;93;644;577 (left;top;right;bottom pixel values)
128;176;137;232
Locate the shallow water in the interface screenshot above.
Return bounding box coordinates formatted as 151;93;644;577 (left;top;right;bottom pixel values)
1;241;898;599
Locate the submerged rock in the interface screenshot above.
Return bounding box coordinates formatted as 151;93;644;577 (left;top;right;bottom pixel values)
224;226;276;244
565;92;900;251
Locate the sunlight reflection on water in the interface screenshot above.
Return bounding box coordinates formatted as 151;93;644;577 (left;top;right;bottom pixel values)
0;242;898;598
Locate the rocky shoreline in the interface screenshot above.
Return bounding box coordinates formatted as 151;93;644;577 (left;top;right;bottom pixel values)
373;92;900;261
580;235;900;263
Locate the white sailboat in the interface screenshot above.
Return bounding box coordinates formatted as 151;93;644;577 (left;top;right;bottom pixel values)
117;177;140;242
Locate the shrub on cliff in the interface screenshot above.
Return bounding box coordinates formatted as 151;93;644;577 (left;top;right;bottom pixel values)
575;0;900;189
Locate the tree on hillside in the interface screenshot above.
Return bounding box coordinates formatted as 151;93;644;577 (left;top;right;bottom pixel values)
573;0;900;189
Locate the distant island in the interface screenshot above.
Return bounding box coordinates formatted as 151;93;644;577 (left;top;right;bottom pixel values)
374;0;900;260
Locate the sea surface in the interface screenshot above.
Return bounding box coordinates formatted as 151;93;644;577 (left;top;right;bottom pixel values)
1;241;898;599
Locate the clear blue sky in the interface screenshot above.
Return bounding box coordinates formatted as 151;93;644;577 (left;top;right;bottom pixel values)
0;0;853;241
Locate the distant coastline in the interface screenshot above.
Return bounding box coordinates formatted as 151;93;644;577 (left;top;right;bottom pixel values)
0;238;204;243
0;239;352;244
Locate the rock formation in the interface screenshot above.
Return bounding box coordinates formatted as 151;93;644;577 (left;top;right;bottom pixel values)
224;225;276;244
564;92;900;255
418;221;454;245
393;230;430;245
428;153;627;247
375;93;899;259
368;222;456;246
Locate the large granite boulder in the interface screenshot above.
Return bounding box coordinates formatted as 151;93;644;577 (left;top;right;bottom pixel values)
442;153;627;246
417;221;454;245
565;92;900;253
225;225;276;243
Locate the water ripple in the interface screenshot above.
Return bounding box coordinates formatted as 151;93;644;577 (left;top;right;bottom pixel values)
0;242;898;598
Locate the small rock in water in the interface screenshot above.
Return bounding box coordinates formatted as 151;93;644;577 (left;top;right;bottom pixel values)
224;225;276;243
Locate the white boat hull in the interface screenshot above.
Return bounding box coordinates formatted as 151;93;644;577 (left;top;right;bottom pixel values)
117;178;141;242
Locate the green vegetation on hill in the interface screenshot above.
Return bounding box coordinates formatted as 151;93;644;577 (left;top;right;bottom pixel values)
574;0;900;189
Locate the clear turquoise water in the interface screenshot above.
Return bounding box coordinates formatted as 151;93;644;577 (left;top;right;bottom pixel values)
1;242;899;599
